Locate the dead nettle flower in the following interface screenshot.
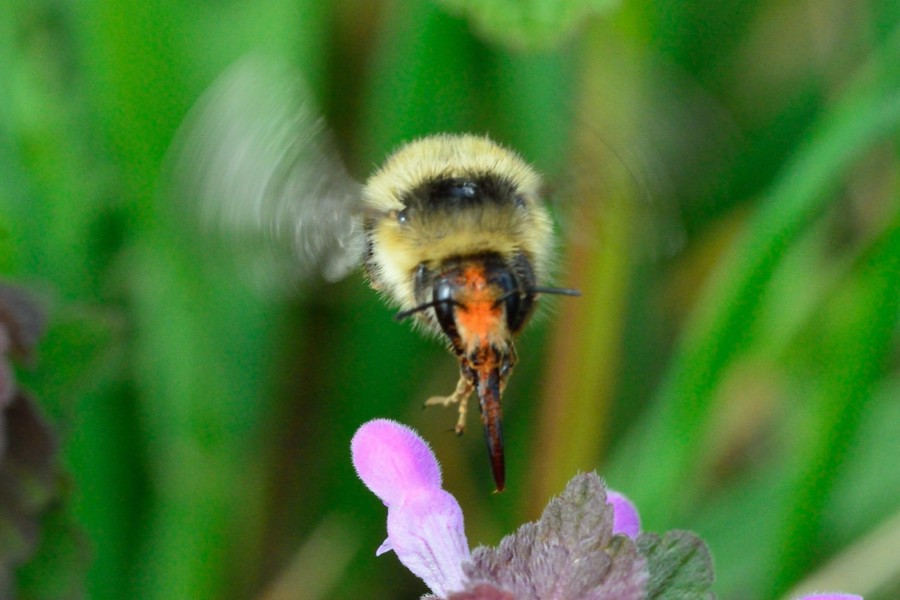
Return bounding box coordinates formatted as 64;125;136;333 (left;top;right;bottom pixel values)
351;418;470;597
607;489;641;540
351;418;713;599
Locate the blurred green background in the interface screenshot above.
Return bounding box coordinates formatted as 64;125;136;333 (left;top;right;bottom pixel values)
2;0;899;598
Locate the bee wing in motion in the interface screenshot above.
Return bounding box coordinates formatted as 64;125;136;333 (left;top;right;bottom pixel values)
163;56;366;290
540;60;740;265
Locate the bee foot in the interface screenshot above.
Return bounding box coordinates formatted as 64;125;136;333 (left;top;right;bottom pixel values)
424;395;457;408
424;375;472;435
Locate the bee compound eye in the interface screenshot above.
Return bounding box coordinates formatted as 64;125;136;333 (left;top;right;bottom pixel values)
494;269;532;333
431;277;463;348
503;288;523;332
397;207;410;224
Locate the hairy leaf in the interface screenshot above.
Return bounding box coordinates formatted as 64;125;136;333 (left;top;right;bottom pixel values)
457;473;646;599
637;531;715;599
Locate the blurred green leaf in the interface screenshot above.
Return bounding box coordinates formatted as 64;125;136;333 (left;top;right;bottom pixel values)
828;375;900;544
607;25;900;527
764;209;900;596
438;0;618;50
361;0;485;159
14;504;88;600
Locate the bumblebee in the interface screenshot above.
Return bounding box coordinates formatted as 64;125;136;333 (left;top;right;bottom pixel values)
168;59;579;491
364;136;578;491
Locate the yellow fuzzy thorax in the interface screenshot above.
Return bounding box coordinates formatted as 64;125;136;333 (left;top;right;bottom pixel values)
364;134;543;211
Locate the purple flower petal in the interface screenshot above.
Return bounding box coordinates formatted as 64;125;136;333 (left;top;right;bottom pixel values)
352;419;471;596
607;490;641;539
796;594;863;600
351;418;442;506
387;487;470;596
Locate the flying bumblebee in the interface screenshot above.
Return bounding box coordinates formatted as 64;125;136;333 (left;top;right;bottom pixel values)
168;58;579;492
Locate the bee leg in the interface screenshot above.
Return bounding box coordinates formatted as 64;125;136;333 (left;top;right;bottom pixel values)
453;385;471;436
424;375;473;435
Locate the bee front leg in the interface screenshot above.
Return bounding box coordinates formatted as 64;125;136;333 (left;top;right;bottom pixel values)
424;374;474;435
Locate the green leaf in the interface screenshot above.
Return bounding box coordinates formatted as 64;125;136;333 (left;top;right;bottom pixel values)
607;22;900;527
14;504;89;600
438;0;619;50
637;531;715;600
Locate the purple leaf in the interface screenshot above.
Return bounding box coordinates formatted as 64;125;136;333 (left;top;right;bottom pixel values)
462;473;647;600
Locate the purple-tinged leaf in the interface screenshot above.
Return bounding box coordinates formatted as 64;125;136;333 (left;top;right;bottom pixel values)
0;392;63;595
0;284;46;361
447;582;516;599
461;473;647;600
0;283;66;596
0;283;48;452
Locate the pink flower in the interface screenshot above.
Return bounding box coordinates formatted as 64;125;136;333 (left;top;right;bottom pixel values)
351;419;645;597
607;489;641;539
352;419;470;597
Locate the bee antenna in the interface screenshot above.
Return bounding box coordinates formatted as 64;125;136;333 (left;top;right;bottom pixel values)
530;286;582;297
491;289;519;308
394;299;462;322
492;286;581;308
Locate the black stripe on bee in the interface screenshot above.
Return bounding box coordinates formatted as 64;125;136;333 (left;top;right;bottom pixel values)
401;174;525;214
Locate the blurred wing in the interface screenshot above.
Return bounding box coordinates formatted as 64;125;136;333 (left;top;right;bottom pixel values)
552;131;685;262
547;60;738;265
164;56;366;291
